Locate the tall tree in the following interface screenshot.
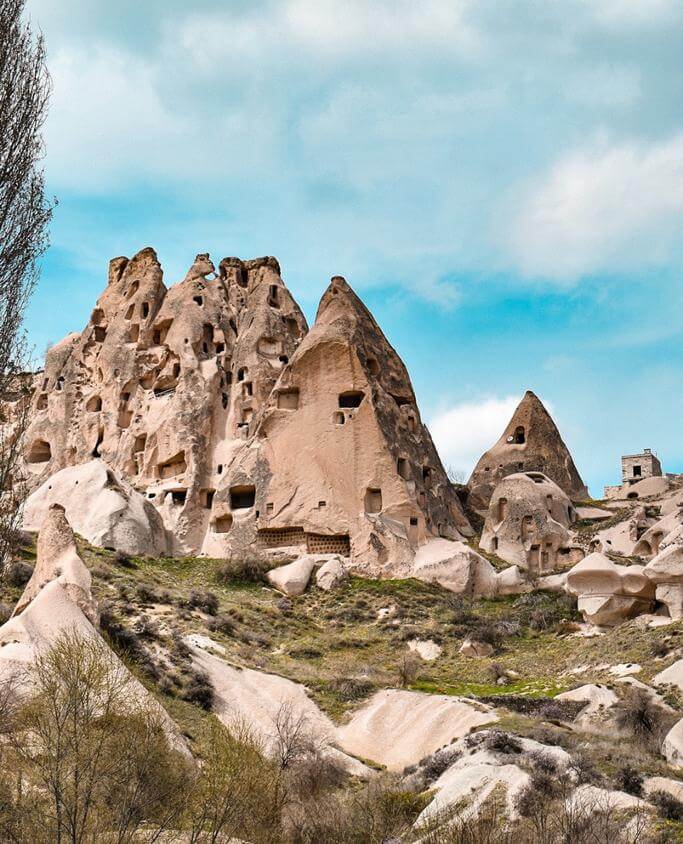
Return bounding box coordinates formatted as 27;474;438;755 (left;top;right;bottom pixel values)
0;0;52;570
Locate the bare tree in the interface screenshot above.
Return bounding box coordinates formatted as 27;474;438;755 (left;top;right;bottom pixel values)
0;0;53;572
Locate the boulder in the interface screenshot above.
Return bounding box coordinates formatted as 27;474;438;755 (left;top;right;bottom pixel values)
643;776;683;802
407;639;442;661
566;552;654;625
480;472;583;574
14;504;98;624
662;719;683;769
412;538;497;597
555;683;618;717
496;565;533;596
266;555;318;596
644;545;683;620
459;639;494;657
315;556;347;591
23;460;169;556
653;658;683;694
467;390;588;511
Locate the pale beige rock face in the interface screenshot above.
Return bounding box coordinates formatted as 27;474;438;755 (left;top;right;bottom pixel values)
335;689;497;771
23;460;169;556
496;565;533;596
315;556;347;591
19;255;470;573
459;638;494;657
266;555;318;596
644;545;683;620
480;472;583;574
566;552;655;626
663;719;683;769
14;503;97;624
412;538;497;596
22;249;307;555
218;276;471;574
467;390;588;511
653;658;683;693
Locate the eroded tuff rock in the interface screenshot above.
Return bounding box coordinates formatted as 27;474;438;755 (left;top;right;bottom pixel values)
480;472;584;574
566;552;655;626
467;390;588;511
206;275;471;573
644;544;683;620
23;460;168;556
22;249;307;555
18;252;471;573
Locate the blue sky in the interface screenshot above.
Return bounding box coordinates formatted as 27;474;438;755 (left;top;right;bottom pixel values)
24;0;683;497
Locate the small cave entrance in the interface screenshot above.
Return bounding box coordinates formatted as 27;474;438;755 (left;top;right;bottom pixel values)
397;457;410;479
86;395;102;412
338;391;364;409
201;489;215;509
509;426;525;444
230;485;256;510
213;514;233;533
170;489;187;506
497;497;508;522
364;487;383;514
27;439;51;464
157;452;187;479
133;433;147;453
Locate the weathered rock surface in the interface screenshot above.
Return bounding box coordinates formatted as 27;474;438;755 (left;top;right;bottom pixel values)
644;544;683;620
459;638;494;657
23;460;169;556
480;472;583;574
495;565;533;596
412;538;496;596
14;503;98;623
566;552;654;625
467;390;588;511
662;718;683;769
336;689;496;771
0;508;185;751
266;554;318;596
18;252;470;574
315;556;348;591
653;658;683;693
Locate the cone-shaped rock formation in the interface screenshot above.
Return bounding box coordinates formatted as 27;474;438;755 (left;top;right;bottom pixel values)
467;390;588;510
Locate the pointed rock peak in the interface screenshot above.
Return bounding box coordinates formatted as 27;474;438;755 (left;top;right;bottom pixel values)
467;390;588;509
182;252;216;283
316;275;380;331
14;504;98;625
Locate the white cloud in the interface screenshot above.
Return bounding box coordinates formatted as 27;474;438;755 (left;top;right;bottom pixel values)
507;132;683;280
429;395;520;478
587;0;681;27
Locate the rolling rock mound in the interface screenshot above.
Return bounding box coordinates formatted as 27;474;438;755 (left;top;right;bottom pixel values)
18;250;470;574
467;390;588;511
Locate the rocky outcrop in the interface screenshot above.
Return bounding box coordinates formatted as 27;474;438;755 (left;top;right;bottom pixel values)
23;460;169;556
14;503;97;624
18;253;470;574
266;554;319;596
22;249;307;555
411;538;496;597
566;552;655;626
480;472;583;574
467;391;588;511
644;545;683;620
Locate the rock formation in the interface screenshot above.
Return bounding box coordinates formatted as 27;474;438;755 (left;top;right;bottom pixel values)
23;460;168;556
197;274;471;572
467;390;588;511
479;472;583;574
16;251;471;574
566;552;655;625
644;545;683;620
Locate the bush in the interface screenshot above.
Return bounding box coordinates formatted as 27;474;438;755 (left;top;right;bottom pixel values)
113;550;134;568
182;669;214;710
485;730;522;755
206;613;236;635
329;676;375;702
397;652;422;688
186;589;219;615
216;555;273;585
136;583;159;604
0;602;11;624
614;688;671;749
614;763;643;796
650;789;683;821
2;559;32;586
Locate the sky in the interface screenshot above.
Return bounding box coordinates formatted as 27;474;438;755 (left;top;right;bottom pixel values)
23;0;683;498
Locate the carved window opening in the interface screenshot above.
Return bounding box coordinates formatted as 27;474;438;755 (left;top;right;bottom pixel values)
365;488;382;514
193;295;203;306
86;395;102;412
157;452;186;479
230;485;255;510
277;388;299;410
213;514;233;533
27;439;51;464
133;434;147;453
171;489;187;506
338;391;364;409
397;457;410;479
